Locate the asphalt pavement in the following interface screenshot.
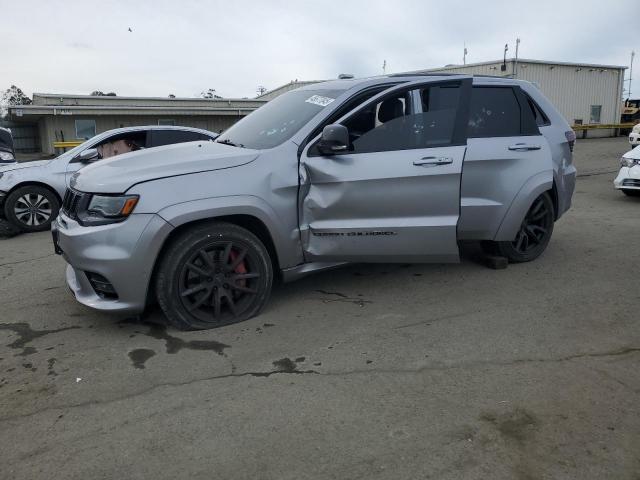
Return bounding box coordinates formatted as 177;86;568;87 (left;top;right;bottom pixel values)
0;137;638;479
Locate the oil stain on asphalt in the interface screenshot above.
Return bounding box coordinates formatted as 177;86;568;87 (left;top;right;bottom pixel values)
128;349;157;369
0;323;81;356
118;318;230;369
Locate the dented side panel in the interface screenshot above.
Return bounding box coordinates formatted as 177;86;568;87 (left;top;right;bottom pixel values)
299;145;467;263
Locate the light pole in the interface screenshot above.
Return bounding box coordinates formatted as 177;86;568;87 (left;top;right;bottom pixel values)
630;51;635;99
514;37;520;78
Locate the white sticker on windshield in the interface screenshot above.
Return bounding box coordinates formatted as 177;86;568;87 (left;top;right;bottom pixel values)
305;95;335;107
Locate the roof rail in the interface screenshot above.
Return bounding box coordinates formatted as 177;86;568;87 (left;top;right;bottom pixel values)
389;72;465;78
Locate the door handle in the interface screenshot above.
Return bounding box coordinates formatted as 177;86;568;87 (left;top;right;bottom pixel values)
508;143;541;151
413;156;453;166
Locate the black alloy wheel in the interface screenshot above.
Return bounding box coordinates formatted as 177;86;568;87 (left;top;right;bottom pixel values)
156;222;272;330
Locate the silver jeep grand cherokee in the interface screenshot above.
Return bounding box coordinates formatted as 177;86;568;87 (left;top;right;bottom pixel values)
53;75;576;330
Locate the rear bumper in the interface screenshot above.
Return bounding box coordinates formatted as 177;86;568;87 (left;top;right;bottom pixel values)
629;133;640;146
55;212;173;314
556;163;577;219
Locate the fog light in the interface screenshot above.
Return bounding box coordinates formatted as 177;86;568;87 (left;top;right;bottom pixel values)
85;272;118;299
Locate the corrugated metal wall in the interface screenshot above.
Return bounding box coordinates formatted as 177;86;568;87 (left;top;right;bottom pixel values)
0;121;40;153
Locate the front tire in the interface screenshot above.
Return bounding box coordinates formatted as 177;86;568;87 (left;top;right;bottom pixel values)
155;222;273;330
622;189;640;197
4;185;60;233
488;192;555;263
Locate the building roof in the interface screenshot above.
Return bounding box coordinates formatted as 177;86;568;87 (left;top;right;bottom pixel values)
420;58;627;72
32;92;264;103
9;93;267;118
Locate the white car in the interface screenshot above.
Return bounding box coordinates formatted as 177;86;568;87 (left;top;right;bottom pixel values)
0;125;218;232
614;145;640;196
630;124;640;147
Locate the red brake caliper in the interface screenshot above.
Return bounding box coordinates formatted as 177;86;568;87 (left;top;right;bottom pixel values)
229;249;248;292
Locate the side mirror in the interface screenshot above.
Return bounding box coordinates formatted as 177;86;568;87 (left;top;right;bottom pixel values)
317;124;350;155
76;148;99;164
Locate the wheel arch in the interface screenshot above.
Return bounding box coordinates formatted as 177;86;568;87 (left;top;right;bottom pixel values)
145;208;288;307
5;181;63;205
493;171;554;242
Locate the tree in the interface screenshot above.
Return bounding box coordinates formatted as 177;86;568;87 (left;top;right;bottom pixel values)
90;91;117;96
2;85;32;106
168;94;176;98
1;85;32;118
201;88;222;99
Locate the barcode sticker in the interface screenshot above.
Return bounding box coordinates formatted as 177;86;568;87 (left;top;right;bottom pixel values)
305;95;335;107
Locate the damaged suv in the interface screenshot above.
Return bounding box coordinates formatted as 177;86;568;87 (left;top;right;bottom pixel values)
54;75;576;330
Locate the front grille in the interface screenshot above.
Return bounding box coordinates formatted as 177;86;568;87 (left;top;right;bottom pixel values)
622;179;640;188
61;189;88;219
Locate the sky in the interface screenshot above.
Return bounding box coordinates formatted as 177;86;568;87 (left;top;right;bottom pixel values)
1;0;638;100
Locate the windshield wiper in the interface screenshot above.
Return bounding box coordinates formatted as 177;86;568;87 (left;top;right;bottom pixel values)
217;138;245;148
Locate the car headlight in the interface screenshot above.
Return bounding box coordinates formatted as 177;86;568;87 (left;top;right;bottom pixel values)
0;151;15;161
621;157;640;168
77;194;139;226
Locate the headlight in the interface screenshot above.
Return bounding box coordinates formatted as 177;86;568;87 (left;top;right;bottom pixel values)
0;151;15;161
621;157;640;168
77;194;139;226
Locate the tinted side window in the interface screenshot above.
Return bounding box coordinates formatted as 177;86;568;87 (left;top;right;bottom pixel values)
151;130;212;147
342;85;461;154
468;87;522;138
524;94;550;127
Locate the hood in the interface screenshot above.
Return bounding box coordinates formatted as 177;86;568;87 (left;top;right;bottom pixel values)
624;144;640;161
0;159;52;173
73;141;259;193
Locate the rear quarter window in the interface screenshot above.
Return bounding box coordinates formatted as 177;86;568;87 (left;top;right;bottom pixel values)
468;87;522;138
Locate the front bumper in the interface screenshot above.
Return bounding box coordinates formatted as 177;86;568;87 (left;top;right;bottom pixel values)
613;165;640;190
54;212;173;314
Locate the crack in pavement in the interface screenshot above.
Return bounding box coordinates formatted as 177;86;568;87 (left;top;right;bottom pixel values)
1;346;638;423
0;368;320;423
0;254;56;268
576;169;619;178
393;310;482;329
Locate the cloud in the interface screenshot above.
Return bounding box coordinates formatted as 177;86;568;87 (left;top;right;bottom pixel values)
1;0;637;98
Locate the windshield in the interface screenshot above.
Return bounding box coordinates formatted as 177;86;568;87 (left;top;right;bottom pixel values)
217;89;346;150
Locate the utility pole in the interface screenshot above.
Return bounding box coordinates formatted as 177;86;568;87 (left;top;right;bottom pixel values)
514;37;520;78
630;51;635;99
382;60;387;75
463;43;468;65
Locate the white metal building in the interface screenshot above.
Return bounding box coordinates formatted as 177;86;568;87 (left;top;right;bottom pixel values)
418;58;627;137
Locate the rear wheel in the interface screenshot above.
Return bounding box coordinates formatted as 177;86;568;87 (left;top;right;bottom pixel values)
4;185;60;232
488;192;555;263
155;222;273;330
622;189;640;197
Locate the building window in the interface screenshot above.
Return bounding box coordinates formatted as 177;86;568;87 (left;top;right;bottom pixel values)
589;105;602;124
75;119;96;139
158;119;176;126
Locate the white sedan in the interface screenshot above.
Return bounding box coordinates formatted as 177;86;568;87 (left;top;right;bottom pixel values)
630;124;640;147
614;145;640;197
